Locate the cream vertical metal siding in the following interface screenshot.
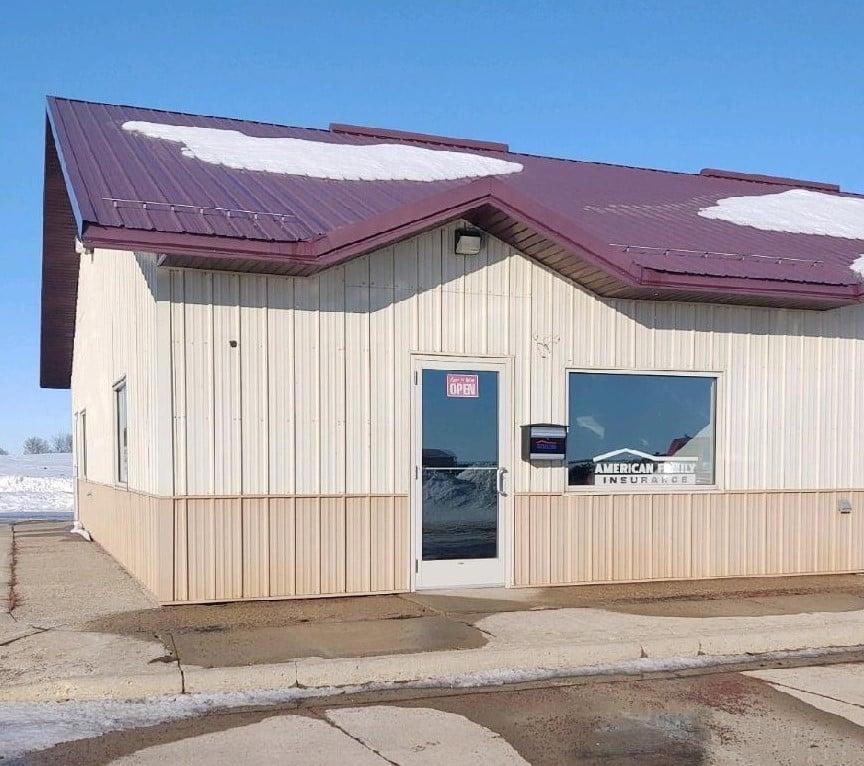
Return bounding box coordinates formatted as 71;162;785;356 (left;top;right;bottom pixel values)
168;220;864;496
71;249;161;493
83;221;864;602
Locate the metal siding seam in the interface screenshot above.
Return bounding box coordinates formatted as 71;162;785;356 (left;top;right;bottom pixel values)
369;245;395;494
339;266;349;498
811;314;824;488
207;499;216;600
391;496;399;591
442;222;465;354
364;257;372;495
238;277;246;495
831;323;842;489
154;265;175;498
231;275;242;494
315;276;322;496
344;257;368;494
172;271;186;495
263;284;270;495
204;273;214;496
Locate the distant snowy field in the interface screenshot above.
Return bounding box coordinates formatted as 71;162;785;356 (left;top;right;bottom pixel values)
0;453;73;522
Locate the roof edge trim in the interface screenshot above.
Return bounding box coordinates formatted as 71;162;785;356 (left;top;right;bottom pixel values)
80;185;863;308
639;266;862;304
329;123;509;153
699;168;841;193
45;105;87;234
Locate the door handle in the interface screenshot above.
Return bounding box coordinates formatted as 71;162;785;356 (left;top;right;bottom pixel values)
496;467;507;496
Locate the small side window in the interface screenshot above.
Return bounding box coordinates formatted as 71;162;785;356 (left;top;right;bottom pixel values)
76;410;87;480
114;381;128;484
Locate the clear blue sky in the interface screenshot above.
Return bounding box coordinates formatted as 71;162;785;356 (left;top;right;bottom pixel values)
0;1;862;453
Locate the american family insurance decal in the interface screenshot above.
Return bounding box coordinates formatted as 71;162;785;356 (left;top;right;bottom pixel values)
592;448;697;486
446;373;479;398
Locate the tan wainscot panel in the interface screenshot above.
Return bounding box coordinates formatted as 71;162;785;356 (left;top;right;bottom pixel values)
268;497;297;597
513;489;864;588
77;480;173;601
242;498;270;598
345;497;372;593
84;481;863;603
165;495;409;604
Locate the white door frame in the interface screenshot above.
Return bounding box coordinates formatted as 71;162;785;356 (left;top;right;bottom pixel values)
410;354;513;590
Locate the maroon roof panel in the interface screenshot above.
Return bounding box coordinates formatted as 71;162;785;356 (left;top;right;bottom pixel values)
41;97;864;388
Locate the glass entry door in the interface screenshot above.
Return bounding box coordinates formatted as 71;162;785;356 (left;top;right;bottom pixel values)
413;359;509;589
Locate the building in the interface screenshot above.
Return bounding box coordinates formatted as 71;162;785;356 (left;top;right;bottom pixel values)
40;97;864;604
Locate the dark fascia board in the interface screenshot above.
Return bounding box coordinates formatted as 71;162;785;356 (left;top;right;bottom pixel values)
81;177;862;305
41;120;82;389
637;267;861;306
46;98;92;233
81;178;644;283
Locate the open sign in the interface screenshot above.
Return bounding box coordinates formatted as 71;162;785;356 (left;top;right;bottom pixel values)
446;373;479;398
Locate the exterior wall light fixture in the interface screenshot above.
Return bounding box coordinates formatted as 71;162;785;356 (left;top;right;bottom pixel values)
455;227;484;256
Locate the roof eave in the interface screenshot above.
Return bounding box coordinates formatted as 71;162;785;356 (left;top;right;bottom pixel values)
81;190;864;310
636;268;862;310
82;178;646;282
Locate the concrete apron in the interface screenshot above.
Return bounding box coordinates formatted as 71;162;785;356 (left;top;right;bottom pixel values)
3;605;864;703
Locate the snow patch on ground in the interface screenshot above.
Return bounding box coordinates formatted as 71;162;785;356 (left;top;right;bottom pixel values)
122;121;523;182
0;453;73;521
850;255;864;279
698;189;864;241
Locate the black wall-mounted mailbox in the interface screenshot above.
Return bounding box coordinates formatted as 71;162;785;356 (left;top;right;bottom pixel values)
523;424;568;461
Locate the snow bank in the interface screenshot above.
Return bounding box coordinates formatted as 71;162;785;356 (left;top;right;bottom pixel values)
122;121;523;182
698;189;864;240
0;453;73;520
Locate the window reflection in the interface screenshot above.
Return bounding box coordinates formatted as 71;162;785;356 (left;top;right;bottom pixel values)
567;373;716;487
422;370;498;468
422;469;497;560
421;369;500;560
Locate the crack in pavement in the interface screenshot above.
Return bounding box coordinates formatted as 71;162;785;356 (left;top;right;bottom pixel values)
167;633;186;693
4;526;20;619
0;626;48;647
396;593;499;640
760;678;864;711
311;708;400;766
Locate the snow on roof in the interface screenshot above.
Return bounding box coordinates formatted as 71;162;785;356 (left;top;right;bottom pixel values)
122;121;524;182
698;189;864;240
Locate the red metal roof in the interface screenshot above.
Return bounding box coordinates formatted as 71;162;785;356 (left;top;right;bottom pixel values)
41;97;864;388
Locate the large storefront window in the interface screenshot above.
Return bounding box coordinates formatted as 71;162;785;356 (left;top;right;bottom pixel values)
567;372;716;488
